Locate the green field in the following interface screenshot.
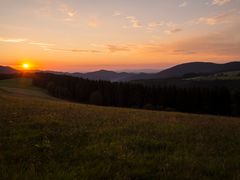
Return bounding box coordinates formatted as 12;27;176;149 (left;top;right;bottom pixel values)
187;71;240;81
0;78;56;99
0;78;240;179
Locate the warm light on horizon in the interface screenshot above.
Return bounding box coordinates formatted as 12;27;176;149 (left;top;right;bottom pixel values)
21;63;31;70
0;0;239;72
23;63;29;68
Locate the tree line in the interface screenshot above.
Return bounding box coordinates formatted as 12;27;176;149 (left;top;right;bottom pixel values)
32;73;240;116
0;73;20;80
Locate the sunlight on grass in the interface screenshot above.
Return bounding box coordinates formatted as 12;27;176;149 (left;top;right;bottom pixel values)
0;78;55;99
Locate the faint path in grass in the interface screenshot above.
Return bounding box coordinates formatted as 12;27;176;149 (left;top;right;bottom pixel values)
0;78;57;100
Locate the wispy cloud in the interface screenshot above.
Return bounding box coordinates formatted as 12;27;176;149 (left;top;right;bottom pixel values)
0;37;27;43
196;10;236;25
173;31;240;56
30;42;55;47
117;12;178;34
165;28;182;34
35;1;78;22
45;47;101;53
113;12;143;29
164;22;182;34
59;4;77;18
87;17;101;28
113;11;121;16
29;42;55;50
147;21;164;31
172;49;196;55
179;1;188;7
126;16;142;28
29;41;100;53
107;44;131;53
212;0;231;6
141;25;240;57
147;21;183;34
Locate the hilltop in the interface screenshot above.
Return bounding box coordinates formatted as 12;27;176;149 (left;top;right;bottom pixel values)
49;61;240;81
0;65;19;74
1;61;240;82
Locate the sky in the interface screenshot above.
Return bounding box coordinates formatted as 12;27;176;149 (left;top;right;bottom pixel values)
0;0;240;72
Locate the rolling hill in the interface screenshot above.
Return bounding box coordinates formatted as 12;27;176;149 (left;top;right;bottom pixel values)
72;70;137;82
70;61;240;81
1;61;240;82
0;65;18;74
153;61;240;79
0;78;240;179
10;61;239;82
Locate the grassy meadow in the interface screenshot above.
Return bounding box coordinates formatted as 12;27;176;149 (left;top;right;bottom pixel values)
0;78;240;179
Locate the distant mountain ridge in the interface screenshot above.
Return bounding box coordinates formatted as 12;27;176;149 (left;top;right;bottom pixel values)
152;61;240;79
0;66;19;74
72;70;136;82
71;61;240;81
1;61;240;81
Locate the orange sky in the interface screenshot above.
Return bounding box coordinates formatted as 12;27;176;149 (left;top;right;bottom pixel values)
0;0;240;72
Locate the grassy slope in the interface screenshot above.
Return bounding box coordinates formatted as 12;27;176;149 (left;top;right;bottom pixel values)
0;78;240;179
0;78;55;99
187;71;240;81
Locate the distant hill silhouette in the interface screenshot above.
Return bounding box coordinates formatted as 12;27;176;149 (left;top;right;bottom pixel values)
152;61;240;79
71;61;240;81
72;70;138;82
0;66;18;74
2;61;239;81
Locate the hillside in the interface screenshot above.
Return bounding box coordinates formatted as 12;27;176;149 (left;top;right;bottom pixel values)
73;70;137;82
0;65;18;74
153;61;240;79
65;61;240;81
0;78;240;179
8;61;239;82
0;78;55;99
188;71;240;81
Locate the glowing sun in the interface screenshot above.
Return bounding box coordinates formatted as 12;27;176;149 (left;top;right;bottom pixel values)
22;63;30;70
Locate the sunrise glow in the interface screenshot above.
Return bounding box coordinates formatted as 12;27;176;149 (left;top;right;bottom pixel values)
22;63;29;69
0;0;239;71
1;1;240;178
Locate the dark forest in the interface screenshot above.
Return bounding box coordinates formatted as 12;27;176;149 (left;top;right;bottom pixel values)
33;73;240;116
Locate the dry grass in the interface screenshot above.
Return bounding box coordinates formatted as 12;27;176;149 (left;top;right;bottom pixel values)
0;78;240;179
